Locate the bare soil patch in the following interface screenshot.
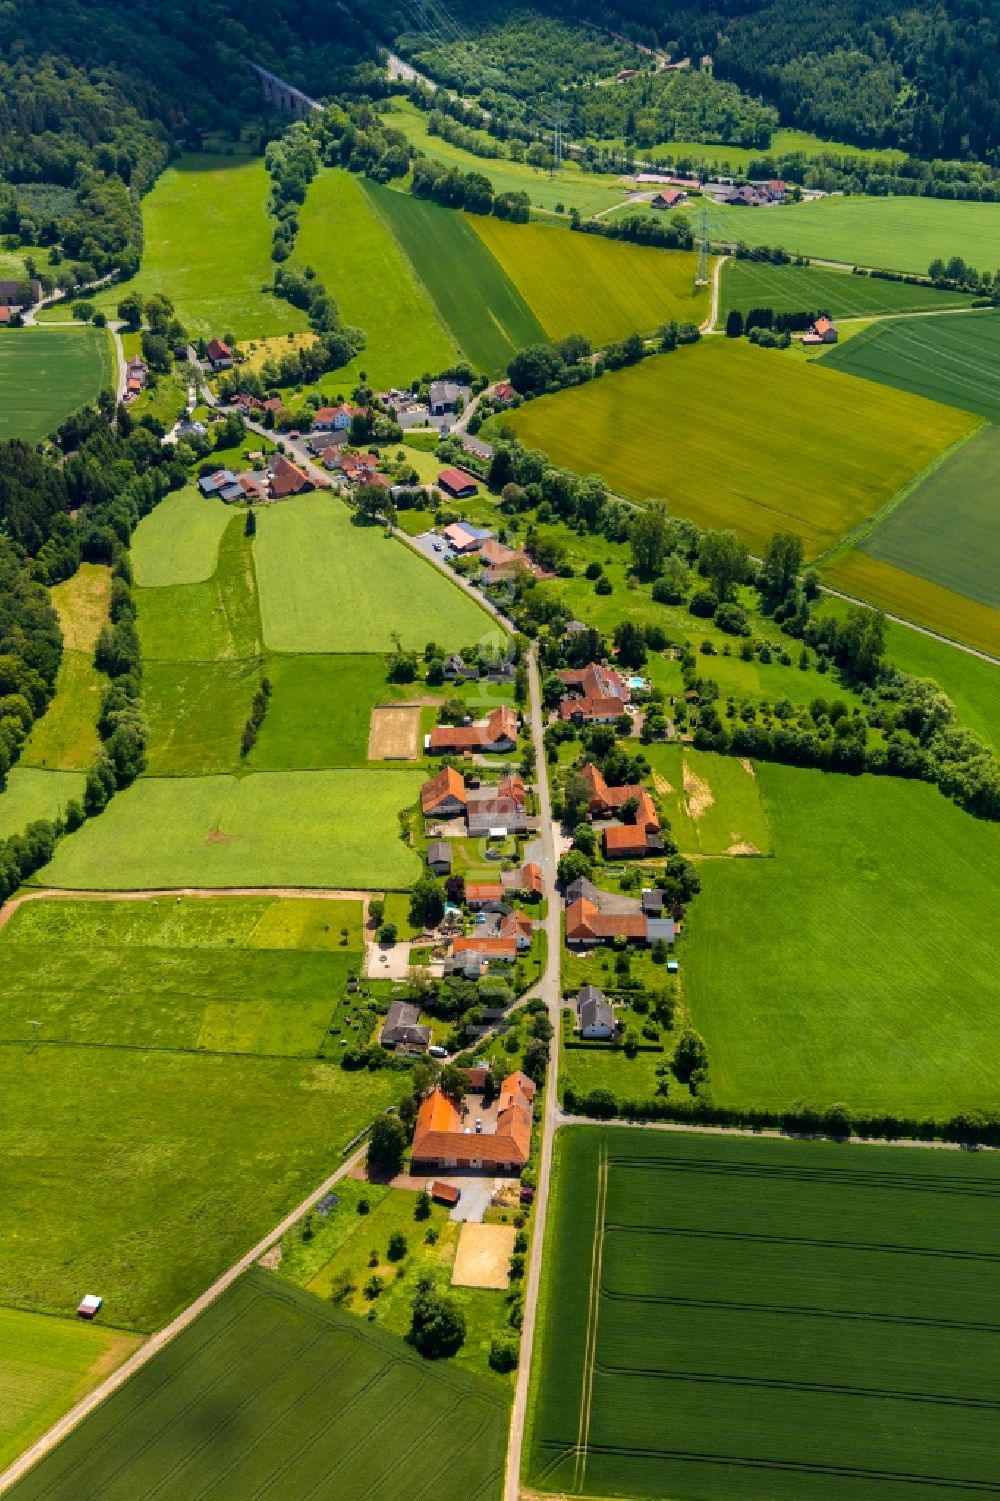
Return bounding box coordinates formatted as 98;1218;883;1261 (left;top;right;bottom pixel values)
368;704;421;761
206;826;234;844
739;757;755;775
682;760;714;820
726;839;760;856
451;1222;516;1289
651;770;674;796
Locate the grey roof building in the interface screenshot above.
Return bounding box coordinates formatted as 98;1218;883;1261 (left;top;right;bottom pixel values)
578;985;615;1038
427;840;452;874
380;1001;431;1052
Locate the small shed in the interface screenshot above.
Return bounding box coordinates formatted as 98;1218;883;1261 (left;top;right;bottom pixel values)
77;1294;103;1320
432;1180;460;1206
427;839;452;875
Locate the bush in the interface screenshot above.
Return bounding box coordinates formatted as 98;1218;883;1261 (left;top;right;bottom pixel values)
409;1278;466;1358
387;1231;408;1262
714;601;750;636
489;1335;520;1373
414;1190;431;1220
585;561;603;580
595;575;612;595
689;588;719;618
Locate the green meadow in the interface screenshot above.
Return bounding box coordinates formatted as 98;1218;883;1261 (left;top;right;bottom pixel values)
9;1272;509;1501
470;216;707;346
130;484;231;587
0;769;86;838
92;155;305;338
141;659;261;773
719;259;974;322
295;168;457;389
0;1308;140;1471
0;327;114;443
504;339;975;556
643;744;773;855
253;494;496;653
40;770;425;889
858;423;1000;609
20;565;111;774
528;1127;1000;1501
136;516;261;662
819;309;1000;420
365;182;546;372
685;764;1000;1117
249;654;413;769
695;193;1000;275
644;126;906;170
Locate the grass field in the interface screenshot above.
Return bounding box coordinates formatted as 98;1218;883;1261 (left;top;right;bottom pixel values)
20;564;111;772
136;516;261;662
296;168;457;391
0;1309;140;1472
694;194;1000;275
92;155;306;339
504;340;975;556
141;659;260;773
0;769;86;837
823;552;1000;657
130;485;232;587
643;127;906;169
857;423;1000;609
9;1271;509;1501
39;770;425;889
364;183;546;373
718;259;975;322
383;97;628;217
253;494;496;653
527;1127;1000;1501
819;309;1000;420
470;216;707;346
1;1045;401;1329
0;328;114;443
685;763;1000;1116
0;894;362;1056
643;745;773;855
249;654;422;769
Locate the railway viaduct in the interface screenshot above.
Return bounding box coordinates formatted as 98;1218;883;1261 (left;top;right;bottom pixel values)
249;62;322;118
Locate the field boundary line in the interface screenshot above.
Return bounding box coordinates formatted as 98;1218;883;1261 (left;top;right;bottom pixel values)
573;1143;608;1493
816;579;1000;665
0;884;374;935
0;1141;372;1495
359;177;464;360
814;421;986;568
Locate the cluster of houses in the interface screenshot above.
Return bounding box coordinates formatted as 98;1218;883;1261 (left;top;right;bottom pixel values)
701;179;788;206
802;315;839;346
124;354;148;401
426;519;539;587
426;705;519;757
422;766;530;839
380;381;472;434
558;662;633;725
198;451;313;503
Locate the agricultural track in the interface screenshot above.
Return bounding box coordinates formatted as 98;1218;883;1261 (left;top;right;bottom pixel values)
573;1143;608;1492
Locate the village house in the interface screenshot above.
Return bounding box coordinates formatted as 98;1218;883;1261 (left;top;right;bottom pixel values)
266;453;312;499
443;652;478;682
446;934;518;978
501;861;543;901
0;278;42;306
500;909;534;951
558;663;630;724
565;897;648;946
492;381;516;405
802;316;839;346
428;705;518;755
650;188;687;209
578;984;616;1039
428;380;469;417
379;1000;431;1053
232;392;263;415
464;883;506;911
307;427;348;455
206;338;233;370
411;1072;534;1172
124;355;148;399
437;468;479;500
466;773;529;837
580;762;661;849
198;468;243;502
441;521;490;554
421;766;468;818
480;538;534;585
426;839;452;876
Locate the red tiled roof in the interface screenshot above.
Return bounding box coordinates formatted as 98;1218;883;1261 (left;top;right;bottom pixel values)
268;454;310;497
412;1078;533;1167
431;1180;460;1204
438;467;478;493
206;338;232;360
421;766;467;815
452;935;517;958
603;824;651;856
465;883;504;903
429;706;517;753
565;897;647;942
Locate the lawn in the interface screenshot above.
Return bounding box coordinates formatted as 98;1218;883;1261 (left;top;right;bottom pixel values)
470;216;708;345
39;770;425;890
91;155;307;339
718;259;975;322
0;1309;140;1472
130;484;232;587
0;894;363;1056
856;423;1000;610
504;340;975;556
823;551;1000;657
135;516;261;662
9;1271;509;1501
0;769;86;838
819;309;1000;421
141;659;261;773
20;563;111;773
253;494;497;653
0;1047;402;1330
527;1127;1000;1501
295;168;457;390
277;1177;513;1387
696;193;1000;275
644;127;905;170
685;763;1000;1117
382;97;628;217
0;327;114;443
365;182;546;373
